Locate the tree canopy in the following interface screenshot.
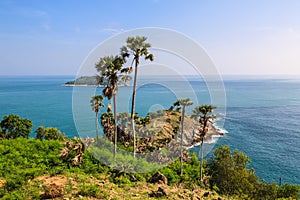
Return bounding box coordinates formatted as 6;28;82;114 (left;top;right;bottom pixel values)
0;114;32;139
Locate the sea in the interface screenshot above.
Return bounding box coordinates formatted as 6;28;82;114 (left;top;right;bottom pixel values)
0;75;299;185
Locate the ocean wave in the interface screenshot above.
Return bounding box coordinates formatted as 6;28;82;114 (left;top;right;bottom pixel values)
215;126;228;134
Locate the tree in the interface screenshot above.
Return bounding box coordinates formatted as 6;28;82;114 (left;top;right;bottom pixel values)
121;36;154;157
100;110;114;140
191;104;216;181
173;98;193;175
0;114;32;139
207;145;260;197
35;126;67;141
90;95;104;141
96;55;128;161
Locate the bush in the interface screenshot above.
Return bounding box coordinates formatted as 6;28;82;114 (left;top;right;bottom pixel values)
277;184;300;199
114;175;132;185
77;184;106;198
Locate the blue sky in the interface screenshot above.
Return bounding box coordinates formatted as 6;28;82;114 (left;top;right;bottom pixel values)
1;0;300;75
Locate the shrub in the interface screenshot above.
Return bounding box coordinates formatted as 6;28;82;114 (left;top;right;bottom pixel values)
277;184;300;199
77;184;105;198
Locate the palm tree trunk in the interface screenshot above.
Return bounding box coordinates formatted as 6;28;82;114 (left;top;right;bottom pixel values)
200;138;204;181
180;105;185;175
131;56;139;158
113;94;117;162
96;112;98;141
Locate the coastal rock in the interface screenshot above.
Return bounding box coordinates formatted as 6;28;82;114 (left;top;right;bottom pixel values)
149;171;168;185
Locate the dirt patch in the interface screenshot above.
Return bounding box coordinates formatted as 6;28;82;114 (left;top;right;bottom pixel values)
0;179;6;188
36;175;72;187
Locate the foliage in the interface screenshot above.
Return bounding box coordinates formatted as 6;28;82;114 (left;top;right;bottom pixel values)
0;114;32;139
0;138;64;192
0;136;299;199
277;183;300;199
207;145;300;199
208;145;257;196
35;126;67;141
77;183;105;198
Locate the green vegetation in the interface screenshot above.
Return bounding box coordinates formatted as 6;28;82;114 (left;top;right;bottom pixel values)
35;126;67;141
0;135;298;199
65;76;98;85
0;114;32;139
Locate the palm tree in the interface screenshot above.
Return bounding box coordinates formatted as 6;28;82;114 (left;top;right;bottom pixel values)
118;74;131;86
96;55;126;161
90;95;104;141
174;98;193;175
121;36;154;157
192;104;216;181
100;109;114;140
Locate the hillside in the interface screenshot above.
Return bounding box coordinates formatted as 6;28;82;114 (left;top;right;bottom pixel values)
0;137;299;199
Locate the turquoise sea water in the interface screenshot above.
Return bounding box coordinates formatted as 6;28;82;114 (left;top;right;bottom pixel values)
0;75;299;185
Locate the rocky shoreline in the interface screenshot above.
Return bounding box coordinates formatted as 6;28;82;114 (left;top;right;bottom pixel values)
176;116;225;148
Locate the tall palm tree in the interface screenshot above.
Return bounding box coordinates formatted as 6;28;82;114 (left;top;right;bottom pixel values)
121;36;154;157
174;98;193;175
192;104;216;181
90;95;104;141
96;55;126;161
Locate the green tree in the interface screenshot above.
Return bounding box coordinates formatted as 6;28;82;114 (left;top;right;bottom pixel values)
121;36;154;157
192;104;216;181
173;98;193;175
0;114;32;139
208;145;259;197
90;95;104;141
96;55;127;161
35;126;67;141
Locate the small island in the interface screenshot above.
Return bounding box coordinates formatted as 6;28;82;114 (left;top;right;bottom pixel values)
64;75;131;87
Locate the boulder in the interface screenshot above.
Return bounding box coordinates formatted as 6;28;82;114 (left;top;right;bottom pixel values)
149;171;168;185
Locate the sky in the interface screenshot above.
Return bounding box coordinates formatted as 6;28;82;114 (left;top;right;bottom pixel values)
0;0;300;76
